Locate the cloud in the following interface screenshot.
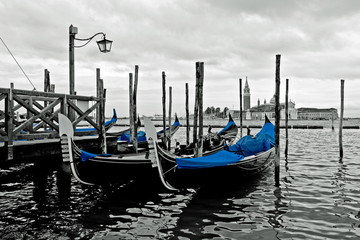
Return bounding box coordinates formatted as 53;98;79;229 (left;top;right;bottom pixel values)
0;0;359;117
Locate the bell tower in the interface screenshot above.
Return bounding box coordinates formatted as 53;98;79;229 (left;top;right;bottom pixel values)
243;77;251;110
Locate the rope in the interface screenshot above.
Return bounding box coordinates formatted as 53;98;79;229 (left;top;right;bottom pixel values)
0;37;37;91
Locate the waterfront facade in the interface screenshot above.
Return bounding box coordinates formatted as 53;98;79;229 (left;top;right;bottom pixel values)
297;108;338;120
229;80;338;120
244;95;298;120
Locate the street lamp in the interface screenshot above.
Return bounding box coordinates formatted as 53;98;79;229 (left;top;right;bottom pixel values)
69;24;112;96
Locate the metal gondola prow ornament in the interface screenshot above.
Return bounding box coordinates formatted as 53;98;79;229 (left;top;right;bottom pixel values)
58;113;94;185
143;116;179;191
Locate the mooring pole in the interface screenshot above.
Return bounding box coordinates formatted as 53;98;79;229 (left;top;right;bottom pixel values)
193;62;200;157
162;71;167;147
99;79;107;154
275;54;281;187
339;79;344;159
198;62;204;157
239;78;243;138
285;78;289;158
129;73;134;145
168;86;172;150
133;65;139;153
5;83;14;162
185;83;190;146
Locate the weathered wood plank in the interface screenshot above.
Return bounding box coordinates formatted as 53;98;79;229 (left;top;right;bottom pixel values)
67;100;99;130
12;95;61;134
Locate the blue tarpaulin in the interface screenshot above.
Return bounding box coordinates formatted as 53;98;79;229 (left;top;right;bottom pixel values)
218;120;236;135
120;130;147;143
227;122;275;157
80;150;112;162
120;120;180;143
75;109;117;132
176;122;275;169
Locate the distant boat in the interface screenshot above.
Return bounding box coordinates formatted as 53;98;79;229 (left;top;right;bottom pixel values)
151;114;164;121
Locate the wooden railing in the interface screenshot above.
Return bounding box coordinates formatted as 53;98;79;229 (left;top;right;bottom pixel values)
0;85;105;161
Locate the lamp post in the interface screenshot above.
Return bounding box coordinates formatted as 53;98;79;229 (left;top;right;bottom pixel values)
68;24;112;120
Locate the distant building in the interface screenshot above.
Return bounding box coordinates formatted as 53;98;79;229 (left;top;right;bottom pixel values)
230;94;297;120
229;79;338;120
297;108;338;120
243;78;251;111
245;94;297;120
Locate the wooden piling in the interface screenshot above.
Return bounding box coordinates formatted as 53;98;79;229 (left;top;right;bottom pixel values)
96;69;101;125
274;54;281;187
331;111;335;131
285;78;289;158
50;84;55;93
185;83;190;146
5;83;14;161
239;78;243;138
129;73;134;145
99;79;107;154
193;63;200;157
339;79;344;158
168;86;172;150
162;71;167;147
198;62;204;157
44;69;50;131
96;68;107;153
133;65;139;153
44;69;51;93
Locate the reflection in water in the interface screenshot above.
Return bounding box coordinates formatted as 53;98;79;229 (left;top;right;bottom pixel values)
1;128;360;239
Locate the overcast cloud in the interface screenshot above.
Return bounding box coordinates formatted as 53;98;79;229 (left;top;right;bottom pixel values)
1;0;359;117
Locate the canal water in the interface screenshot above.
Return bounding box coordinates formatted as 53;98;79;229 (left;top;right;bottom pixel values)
0;122;359;239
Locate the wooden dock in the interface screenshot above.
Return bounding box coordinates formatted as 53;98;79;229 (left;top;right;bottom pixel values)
0;76;108;165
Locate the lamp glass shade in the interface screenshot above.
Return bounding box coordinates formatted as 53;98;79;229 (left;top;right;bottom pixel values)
97;38;112;53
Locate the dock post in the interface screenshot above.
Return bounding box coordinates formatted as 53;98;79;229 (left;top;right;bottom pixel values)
339;79;344;158
274;54;281;187
193;62;200;157
162;71;167;148
5;83;14;162
44;69;50;131
128;73;134;145
285;78;289;158
133;65;139;153
198;62;204;157
185;83;190;146
99;79;107;154
239;78;243;138
97;68;106;153
168;86;172;150
331;111;335;131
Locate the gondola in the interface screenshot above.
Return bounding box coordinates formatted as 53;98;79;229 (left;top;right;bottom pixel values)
58;113;177;190
174;113;238;156
147;115;275;190
115;114;180;153
73;108;118;136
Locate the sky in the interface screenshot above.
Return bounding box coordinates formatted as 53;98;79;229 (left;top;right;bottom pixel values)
1;0;359;118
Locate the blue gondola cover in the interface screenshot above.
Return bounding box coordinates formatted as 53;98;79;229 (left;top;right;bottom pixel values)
176;122;274;169
80;150;112;162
